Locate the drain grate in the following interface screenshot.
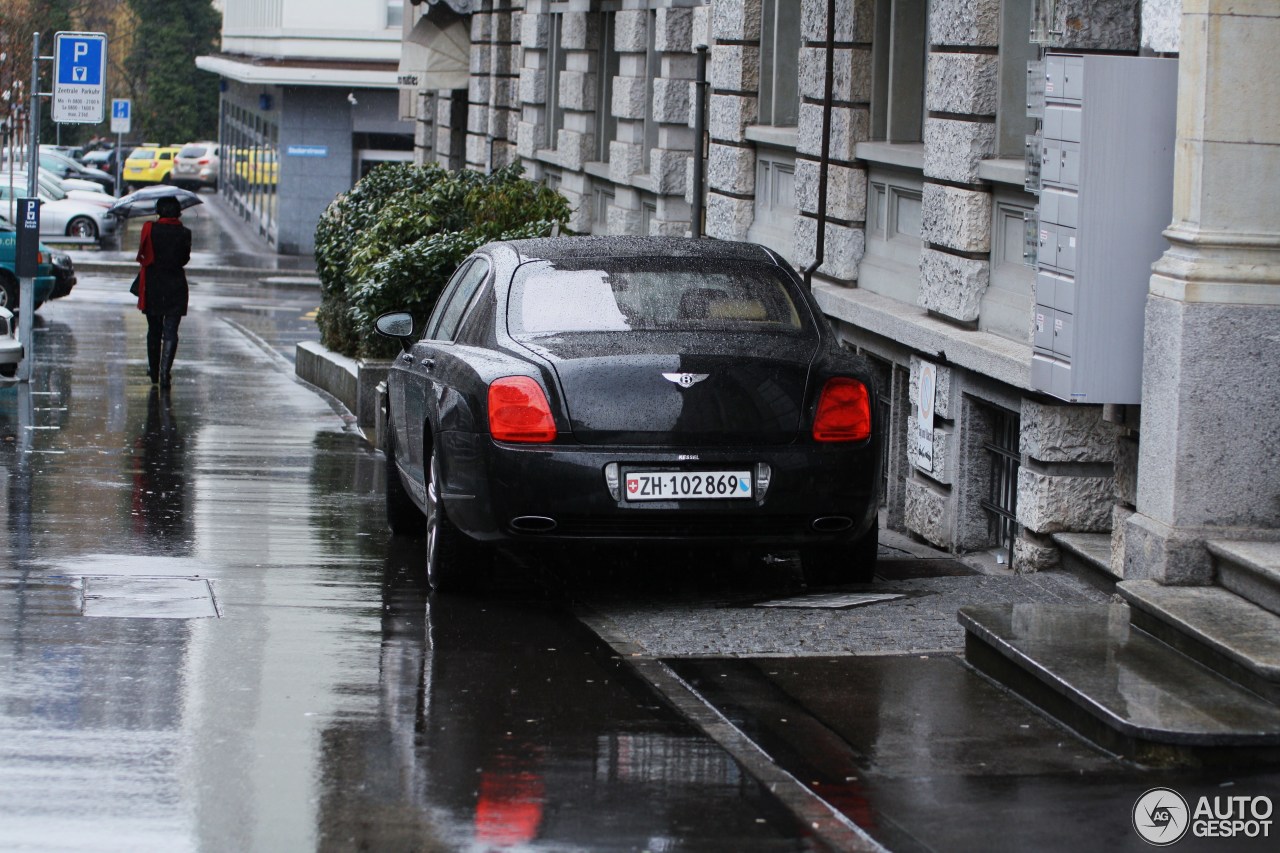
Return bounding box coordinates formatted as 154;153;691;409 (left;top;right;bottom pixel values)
754;592;906;610
82;576;220;619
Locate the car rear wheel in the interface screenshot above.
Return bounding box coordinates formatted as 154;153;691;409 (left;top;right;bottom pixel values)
0;273;17;309
383;422;426;536
66;217;98;240
801;524;878;586
425;446;492;594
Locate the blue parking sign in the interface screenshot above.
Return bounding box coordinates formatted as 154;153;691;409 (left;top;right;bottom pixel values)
57;36;104;85
52;32;107;124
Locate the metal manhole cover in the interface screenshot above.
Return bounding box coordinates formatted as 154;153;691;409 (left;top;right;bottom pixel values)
82;576;220;619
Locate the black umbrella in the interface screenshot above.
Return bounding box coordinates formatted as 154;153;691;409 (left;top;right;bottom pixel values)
107;185;204;219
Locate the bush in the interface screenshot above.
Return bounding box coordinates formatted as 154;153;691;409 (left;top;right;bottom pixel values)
314;163;572;358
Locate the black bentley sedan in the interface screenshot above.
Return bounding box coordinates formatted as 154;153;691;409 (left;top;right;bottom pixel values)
376;236;882;592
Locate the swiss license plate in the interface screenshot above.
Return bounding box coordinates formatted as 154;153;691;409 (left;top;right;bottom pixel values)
624;470;753;501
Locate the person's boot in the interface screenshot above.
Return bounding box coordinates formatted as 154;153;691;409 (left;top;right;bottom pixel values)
159;339;178;389
147;339;160;384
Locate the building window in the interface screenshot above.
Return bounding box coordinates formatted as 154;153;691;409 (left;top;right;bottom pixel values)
546;13;568;150
980;190;1037;342
592;185;614;234
595;11;619;163
859;167;925;303
759;0;800;127
641;199;657;235
870;0;927;142
981;405;1021;565
641;12;660;171
996;0;1036;156
746;149;796;257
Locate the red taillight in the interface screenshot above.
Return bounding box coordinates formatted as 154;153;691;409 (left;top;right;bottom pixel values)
149;160;159;168
812;378;872;442
197;158;210;165
488;376;557;443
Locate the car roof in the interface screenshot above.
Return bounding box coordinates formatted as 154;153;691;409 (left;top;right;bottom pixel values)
498;236;783;267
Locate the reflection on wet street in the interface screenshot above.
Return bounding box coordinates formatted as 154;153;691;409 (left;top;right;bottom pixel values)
0;293;828;851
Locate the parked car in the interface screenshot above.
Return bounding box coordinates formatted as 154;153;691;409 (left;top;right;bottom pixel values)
10;170;114;209
0;305;19;377
80;147;121;178
0;221;57;314
122;146;182;188
0;184;119;241
49;250;76;299
171;142;220;190
375;236;883;592
35;149;116;193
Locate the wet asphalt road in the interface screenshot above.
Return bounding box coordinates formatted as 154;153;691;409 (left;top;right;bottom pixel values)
4;269;1280;852
0;279;833;852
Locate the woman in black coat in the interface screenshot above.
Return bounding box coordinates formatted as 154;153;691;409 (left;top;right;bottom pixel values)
135;196;192;388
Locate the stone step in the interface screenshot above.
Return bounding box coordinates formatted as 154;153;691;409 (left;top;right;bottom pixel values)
1052;532;1118;593
1117;579;1280;705
1208;540;1280;617
959;603;1280;764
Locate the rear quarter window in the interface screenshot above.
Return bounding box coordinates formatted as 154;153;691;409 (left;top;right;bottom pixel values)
508;258;809;338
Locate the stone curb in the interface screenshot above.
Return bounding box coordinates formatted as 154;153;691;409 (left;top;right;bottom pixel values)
73;259;321;285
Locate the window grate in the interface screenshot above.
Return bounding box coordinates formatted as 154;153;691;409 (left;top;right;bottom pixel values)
980;408;1020;565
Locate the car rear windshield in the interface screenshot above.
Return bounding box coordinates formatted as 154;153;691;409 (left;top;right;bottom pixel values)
179;145;208;158
128;149;155;160
508;257;810;338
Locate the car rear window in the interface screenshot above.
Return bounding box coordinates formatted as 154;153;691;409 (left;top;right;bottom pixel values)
179;145;207;158
508;257;809;337
128;149;155;160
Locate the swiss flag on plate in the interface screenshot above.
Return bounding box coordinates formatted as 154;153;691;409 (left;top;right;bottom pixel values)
626;479;639;494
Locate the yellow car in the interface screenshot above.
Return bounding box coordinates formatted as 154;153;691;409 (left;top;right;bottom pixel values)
232;149;278;187
122;146;183;187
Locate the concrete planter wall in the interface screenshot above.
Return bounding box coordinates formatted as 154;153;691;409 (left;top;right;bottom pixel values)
296;341;389;442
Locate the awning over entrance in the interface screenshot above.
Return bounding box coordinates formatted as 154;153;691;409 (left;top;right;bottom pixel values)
397;15;470;92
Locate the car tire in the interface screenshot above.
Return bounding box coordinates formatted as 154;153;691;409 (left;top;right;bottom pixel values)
801;524;878;586
384;421;426;536
0;363;16;378
66;217;98;240
0;273;17;310
425;446;492;594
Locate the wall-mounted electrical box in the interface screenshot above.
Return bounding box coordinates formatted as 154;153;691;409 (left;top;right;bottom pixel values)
1030;53;1177;404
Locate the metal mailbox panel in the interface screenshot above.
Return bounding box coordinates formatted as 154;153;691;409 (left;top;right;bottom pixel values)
1031;353;1055;394
1038;222;1059;268
1056;226;1078;274
1035;271;1059;307
1040;138;1062;184
1034;307;1055;350
1054;275;1076;314
1053;310;1074;358
1059;142;1082;188
1052;359;1073;400
1064;56;1084;100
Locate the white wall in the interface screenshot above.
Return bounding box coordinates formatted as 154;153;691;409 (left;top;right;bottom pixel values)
220;0;401;61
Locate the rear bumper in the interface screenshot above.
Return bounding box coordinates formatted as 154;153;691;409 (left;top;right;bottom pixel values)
438;431;881;548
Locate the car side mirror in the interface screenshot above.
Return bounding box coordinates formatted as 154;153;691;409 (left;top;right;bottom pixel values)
374;311;416;352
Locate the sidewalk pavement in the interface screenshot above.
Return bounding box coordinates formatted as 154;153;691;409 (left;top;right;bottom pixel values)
63;190;319;284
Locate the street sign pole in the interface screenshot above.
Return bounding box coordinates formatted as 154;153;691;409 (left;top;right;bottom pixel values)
17;31;41;383
110;99;131;196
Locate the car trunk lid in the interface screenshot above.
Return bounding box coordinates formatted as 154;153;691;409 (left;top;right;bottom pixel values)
520;332;818;446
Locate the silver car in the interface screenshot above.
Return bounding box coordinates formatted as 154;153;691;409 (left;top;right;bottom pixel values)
0;184;118;241
172;142;220;190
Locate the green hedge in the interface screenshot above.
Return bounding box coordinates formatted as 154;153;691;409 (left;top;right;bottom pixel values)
314;163;572;359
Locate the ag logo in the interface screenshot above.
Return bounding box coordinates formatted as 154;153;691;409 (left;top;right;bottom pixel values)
1134;787;1190;846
